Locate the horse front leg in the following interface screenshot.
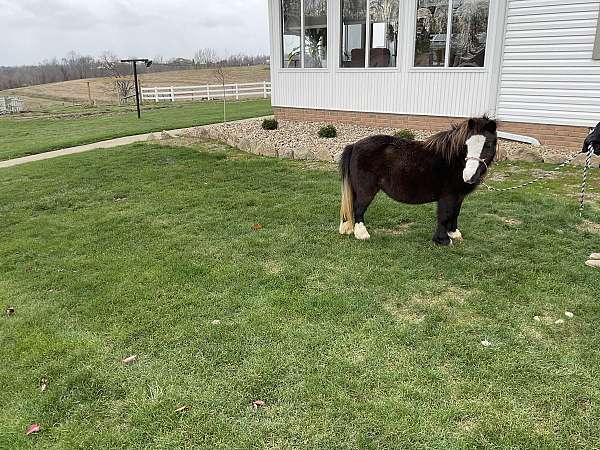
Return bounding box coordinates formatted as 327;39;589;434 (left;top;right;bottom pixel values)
447;198;464;241
433;197;459;246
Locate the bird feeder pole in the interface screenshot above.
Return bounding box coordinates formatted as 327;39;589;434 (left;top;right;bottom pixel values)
121;58;153;119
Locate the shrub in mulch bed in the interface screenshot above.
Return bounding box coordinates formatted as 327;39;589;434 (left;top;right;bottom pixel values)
394;129;416;140
262;118;279;130
318;125;337;138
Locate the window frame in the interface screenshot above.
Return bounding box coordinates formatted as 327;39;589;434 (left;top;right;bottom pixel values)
280;0;329;71
411;0;491;71
339;0;400;70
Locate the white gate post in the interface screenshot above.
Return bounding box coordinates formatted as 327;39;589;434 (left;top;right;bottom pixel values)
263;81;267;98
170;86;175;102
235;84;239;101
207;84;211;101
154;87;159;103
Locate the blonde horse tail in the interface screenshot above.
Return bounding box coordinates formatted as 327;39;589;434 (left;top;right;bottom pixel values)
339;145;355;235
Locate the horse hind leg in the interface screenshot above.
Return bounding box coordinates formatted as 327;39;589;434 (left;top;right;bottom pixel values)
339;221;355;235
353;188;377;241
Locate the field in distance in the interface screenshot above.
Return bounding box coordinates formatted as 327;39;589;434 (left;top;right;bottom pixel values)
0;65;271;109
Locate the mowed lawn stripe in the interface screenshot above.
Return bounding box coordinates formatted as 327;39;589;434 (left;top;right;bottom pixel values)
0;141;599;449
0;99;272;161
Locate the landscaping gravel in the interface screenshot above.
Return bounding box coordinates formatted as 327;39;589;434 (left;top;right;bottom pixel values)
187;118;599;167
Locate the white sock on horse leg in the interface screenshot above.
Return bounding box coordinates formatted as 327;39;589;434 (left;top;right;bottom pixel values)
339;221;354;235
354;222;370;240
448;230;463;241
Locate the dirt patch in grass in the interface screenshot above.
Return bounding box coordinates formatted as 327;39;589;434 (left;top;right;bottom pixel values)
484;214;523;226
384;287;474;323
578;220;600;234
373;223;414;236
411;286;470;307
383;302;426;323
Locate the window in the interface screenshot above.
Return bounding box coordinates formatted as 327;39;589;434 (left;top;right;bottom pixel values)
341;0;399;68
282;0;328;68
414;0;489;68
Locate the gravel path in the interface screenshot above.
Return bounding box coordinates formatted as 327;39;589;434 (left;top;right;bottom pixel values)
188;118;599;167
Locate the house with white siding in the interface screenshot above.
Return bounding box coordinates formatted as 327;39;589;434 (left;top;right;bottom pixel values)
267;0;600;149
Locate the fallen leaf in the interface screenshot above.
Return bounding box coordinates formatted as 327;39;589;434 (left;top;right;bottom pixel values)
5;307;15;317
554;319;565;325
252;400;265;409
252;223;263;231
122;355;137;365
533;316;541;322
175;405;190;413
40;377;49;392
211;320;221;325
481;340;492;348
565;311;574;319
26;424;40;435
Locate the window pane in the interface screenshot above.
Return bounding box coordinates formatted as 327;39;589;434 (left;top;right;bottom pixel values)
282;0;302;68
304;0;328;68
414;0;449;67
341;0;367;67
449;0;489;67
369;0;399;67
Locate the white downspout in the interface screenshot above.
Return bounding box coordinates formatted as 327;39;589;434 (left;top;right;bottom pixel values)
497;131;541;147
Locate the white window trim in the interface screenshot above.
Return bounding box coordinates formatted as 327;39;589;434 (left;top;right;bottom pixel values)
280;0;329;71
339;0;400;70
410;0;491;71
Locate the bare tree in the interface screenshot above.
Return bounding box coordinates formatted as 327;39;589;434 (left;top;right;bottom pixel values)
98;51;135;104
194;48;219;67
214;64;227;123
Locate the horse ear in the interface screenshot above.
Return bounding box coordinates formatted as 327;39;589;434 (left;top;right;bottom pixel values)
485;120;497;134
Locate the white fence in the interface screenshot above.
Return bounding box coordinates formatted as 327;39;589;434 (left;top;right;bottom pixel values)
0;97;25;115
141;81;271;103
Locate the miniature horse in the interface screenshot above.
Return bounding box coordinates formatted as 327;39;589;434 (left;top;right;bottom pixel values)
339;117;498;245
583;122;600;156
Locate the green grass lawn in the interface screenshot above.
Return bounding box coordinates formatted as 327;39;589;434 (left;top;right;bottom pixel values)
1;140;600;449
0;99;272;161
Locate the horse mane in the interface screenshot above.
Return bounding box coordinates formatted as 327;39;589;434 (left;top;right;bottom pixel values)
423;120;472;162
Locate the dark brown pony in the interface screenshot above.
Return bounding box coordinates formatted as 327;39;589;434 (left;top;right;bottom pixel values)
339;117;498;245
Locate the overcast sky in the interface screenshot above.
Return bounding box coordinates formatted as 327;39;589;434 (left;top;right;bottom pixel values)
0;0;270;66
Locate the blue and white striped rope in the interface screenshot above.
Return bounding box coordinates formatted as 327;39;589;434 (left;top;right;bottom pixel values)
482;147;595;215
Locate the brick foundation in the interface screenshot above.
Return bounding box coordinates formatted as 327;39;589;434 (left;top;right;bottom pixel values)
273;107;589;151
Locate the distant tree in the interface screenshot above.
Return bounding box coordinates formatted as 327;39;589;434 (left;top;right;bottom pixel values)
214;64;227;123
194;48;219;67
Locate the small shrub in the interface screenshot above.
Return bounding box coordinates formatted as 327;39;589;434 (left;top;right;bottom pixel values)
394;129;416;140
318;125;337;138
262;118;278;130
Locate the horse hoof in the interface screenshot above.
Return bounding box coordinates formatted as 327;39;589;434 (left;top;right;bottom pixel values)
433;236;452;246
586;259;600;268
589;253;600;260
448;230;463;241
354;223;371;240
339;221;354;235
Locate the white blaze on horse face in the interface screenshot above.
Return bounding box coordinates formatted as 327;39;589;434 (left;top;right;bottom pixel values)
463;135;486;183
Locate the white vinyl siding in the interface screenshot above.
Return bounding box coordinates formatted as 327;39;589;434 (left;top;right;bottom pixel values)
594;6;600;59
497;0;600;127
